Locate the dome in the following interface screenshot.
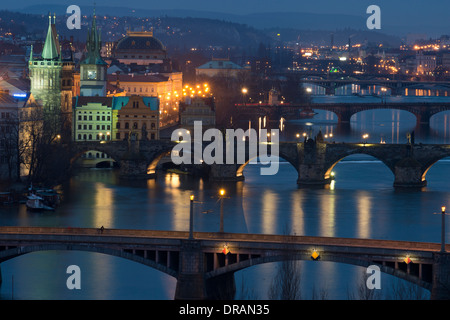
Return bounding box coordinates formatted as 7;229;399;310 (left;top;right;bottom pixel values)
115;31;166;53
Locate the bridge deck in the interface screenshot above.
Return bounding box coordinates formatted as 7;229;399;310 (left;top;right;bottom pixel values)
0;227;443;253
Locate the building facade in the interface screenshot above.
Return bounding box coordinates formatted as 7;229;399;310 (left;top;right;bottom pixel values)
112;95;159;141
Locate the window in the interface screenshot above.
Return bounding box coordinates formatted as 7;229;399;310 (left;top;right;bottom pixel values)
116;132;120;140
125;122;129;129
133;122;138;129
116;122;120;129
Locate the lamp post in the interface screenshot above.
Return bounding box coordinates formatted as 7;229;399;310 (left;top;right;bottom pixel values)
219;189;225;233
441;206;446;252
242;88;248;106
189;195;195;239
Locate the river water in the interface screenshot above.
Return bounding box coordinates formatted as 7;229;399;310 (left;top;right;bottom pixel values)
1;105;450;300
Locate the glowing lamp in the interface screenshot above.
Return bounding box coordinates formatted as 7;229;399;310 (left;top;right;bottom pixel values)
311;250;320;260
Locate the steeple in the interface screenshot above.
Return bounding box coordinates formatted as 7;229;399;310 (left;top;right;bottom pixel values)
82;9;106;65
41;13;59;60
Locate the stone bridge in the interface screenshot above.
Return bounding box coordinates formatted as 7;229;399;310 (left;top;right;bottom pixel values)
306;100;450;125
0;227;449;299
68;139;450;188
298;78;450;96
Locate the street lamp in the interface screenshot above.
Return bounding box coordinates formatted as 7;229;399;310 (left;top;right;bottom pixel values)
189;194;195;239
441;206;447;252
219;188;226;233
242;88;248;106
362;133;369;145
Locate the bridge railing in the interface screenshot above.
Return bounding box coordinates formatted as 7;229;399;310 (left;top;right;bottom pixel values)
0;227;443;252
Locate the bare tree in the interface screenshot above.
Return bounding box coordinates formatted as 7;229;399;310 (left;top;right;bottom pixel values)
347;268;382;300
268;258;302;300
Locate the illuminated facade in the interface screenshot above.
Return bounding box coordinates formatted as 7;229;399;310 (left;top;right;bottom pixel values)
80;11;108;97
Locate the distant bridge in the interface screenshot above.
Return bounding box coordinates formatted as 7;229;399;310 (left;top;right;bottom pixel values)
0;227;449;299
236;96;450;125
68;140;450;188
298;78;450;96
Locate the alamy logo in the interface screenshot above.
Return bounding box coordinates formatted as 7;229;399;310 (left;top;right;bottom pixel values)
366;265;381;289
170;121;280;175
366;5;381;30
66;5;81;30
66;265;81;290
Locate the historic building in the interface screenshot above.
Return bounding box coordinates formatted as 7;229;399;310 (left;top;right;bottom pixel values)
196;58;246;78
27;14;74;143
28;14;74;114
106;29;182;126
113;30;168;65
72;95;159;142
72;96;112;141
112;95;159;141
179;96;215;132
79;11;108;97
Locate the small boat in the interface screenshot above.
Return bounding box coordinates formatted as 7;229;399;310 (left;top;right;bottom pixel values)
26;194;55;211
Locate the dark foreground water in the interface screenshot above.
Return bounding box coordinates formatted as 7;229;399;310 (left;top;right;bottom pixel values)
0;108;450;300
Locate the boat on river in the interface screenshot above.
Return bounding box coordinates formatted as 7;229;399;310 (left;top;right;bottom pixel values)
26;194;55;211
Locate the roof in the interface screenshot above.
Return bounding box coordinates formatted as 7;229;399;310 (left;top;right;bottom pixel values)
197;59;242;70
73;96;113;108
107;73;169;83
112;96;159;111
116;31;166;52
41;16;60;60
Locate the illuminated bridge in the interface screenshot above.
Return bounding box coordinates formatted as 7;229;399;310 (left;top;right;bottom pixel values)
69;139;450;188
0;227;449;299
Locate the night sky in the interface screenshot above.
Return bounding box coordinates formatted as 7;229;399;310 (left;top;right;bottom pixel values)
3;0;450;36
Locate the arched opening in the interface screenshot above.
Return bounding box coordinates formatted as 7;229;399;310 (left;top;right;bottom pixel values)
0;250;176;299
325;153;394;190
233;258;429;300
72;150;119;169
350;109;416;144
421;156;450;188
236;155;298;182
430;111;450;143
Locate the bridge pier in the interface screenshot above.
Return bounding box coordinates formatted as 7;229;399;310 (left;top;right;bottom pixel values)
393;157;427;188
297;164;331;186
209;164;244;182
119;157;150;179
175;240;237;300
175;240;208;300
430;252;450;300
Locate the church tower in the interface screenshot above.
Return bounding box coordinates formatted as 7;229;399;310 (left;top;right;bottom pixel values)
28;13;63;112
80;10;107;97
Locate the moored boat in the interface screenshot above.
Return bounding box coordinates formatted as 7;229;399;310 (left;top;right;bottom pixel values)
26;194;55;211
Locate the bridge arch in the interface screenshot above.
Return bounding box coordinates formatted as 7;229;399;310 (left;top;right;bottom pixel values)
0;244;179;279
236;152;299;180
70;143;123;167
421;154;450;183
206;252;432;292
349;107;418;124
324;152;395;182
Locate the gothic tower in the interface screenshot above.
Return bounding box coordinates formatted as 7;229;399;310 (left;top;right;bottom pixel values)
28;13;63;112
80;10;108;97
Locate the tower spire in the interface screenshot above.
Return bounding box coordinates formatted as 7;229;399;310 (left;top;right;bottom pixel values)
42;13;59;60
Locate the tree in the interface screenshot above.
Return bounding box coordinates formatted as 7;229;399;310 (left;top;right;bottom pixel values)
268;258;302;300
